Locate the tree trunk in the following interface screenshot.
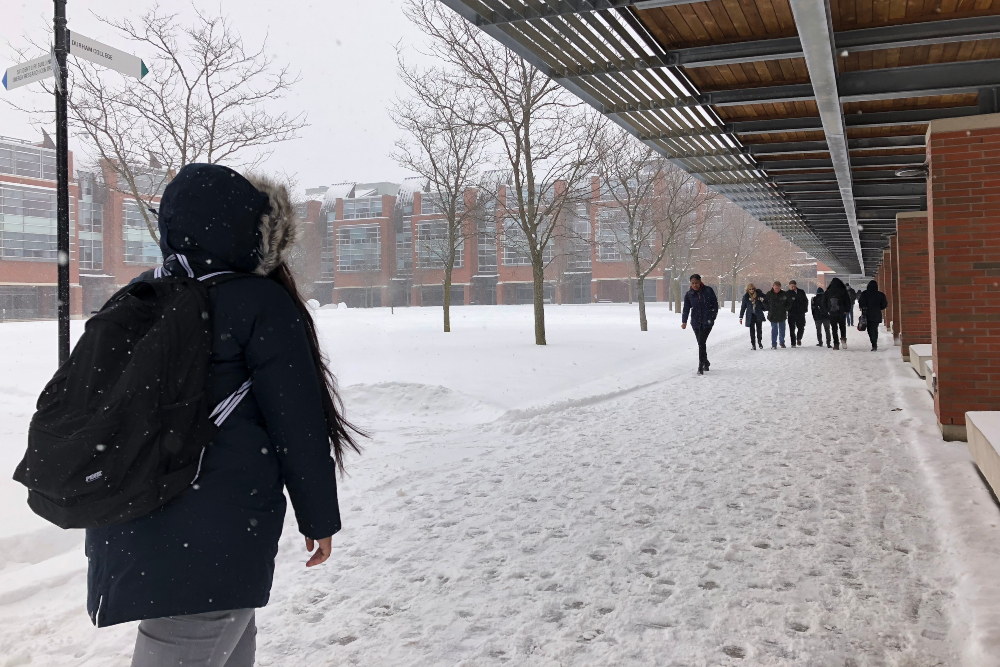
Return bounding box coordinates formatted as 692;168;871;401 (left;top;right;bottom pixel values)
637;277;648;331
627;279;633;304
532;257;546;346
443;268;452;333
730;270;737;313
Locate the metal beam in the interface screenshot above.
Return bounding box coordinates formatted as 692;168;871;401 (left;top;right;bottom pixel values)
788;0;863;272
470;1;639;26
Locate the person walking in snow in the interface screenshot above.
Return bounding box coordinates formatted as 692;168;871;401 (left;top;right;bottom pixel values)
85;164;363;666
857;280;889;351
681;274;719;375
786;280;809;347
763;281;790;349
823;277;851;350
811;287;832;348
739;282;766;350
846;283;858;326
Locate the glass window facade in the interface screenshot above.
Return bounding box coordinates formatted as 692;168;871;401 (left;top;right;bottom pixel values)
0;141;57;181
336;224;381;272
343;197;383;220
321;212;336;279
0;185;61;260
122;200;161;265
416;220;463;270
78;200;104;271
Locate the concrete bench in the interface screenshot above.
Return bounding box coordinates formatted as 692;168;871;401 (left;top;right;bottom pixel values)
967;412;1000;500
925;360;935;395
909;344;933;378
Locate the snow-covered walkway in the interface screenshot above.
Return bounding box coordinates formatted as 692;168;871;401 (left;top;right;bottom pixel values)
2;305;999;666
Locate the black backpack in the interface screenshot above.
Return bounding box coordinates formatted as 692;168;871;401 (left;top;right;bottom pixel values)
13;271;251;529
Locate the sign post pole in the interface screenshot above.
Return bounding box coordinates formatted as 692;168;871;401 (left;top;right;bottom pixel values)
54;0;70;365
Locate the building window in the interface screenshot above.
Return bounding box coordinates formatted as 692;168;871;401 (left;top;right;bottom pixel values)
0;140;57;181
416;219;463;270
598;211;624;262
501;219;552;266
0;185;60;260
568;202;591;270
78;238;103;271
122;200;160;265
396;229;413;275
80;201;102;234
343;197;383;220
477;219;497;275
336;223;381;272
321;213;336;279
420;193;443;216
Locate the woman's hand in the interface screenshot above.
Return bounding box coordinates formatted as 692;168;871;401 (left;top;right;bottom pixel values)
304;536;333;567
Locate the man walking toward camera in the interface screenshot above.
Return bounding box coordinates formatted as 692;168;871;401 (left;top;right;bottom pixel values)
786;280;808;347
681;274;719;375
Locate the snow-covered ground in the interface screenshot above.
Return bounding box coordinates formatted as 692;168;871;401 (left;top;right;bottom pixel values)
2;303;999;666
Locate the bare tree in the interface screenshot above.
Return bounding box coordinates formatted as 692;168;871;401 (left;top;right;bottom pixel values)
597;130;715;331
406;0;603;345
713;203;767;312
391;58;489;332
12;6;305;244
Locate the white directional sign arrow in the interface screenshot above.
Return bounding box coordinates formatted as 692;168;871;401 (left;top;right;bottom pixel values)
68;31;148;80
2;53;54;91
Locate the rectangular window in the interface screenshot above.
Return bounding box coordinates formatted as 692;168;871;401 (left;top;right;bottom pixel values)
0;185;61;260
396;229;413;275
501;219;553;266
78;238;103;271
420;194;443;216
598;211;624;263
568;202;591;270
0;141;57;181
79;201;103;234
321;214;336;279
477;220;497;275
342;197;383;220
416;220;463;270
122;201;160;265
336;224;381;272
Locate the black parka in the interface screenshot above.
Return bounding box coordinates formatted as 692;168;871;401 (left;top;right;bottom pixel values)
857;280;889;324
823;277;851;319
787;287;809;319
85;164;341;627
811;287;830;321
739;288;766;325
763;288;790;323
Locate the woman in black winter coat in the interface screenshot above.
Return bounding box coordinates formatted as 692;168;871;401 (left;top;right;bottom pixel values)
823;277;851;350
857;280;889;351
739;283;766;350
85;164;362;666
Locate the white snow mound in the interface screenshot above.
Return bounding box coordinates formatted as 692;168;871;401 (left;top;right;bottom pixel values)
342;382;505;428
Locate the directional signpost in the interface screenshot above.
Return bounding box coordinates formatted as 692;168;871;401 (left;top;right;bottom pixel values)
3;1;147;365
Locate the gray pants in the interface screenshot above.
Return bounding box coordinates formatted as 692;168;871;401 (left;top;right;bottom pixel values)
132;609;256;667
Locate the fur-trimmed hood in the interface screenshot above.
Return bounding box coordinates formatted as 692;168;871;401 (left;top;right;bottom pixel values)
157;163;298;276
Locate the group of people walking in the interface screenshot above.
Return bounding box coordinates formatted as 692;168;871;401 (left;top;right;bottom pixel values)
682;272;890;375
739;277;885;352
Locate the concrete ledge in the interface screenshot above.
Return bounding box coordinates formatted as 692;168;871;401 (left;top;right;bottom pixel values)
909;344;933;378
925;359;935;396
967;412;1000;497
927;111;1000;136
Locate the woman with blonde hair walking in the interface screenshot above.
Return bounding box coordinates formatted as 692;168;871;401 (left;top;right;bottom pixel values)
739;282;766;350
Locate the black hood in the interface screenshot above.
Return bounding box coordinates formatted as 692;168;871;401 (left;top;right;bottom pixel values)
867;280;879;292
157;164;298;275
816;287;824;295
827;277;846;292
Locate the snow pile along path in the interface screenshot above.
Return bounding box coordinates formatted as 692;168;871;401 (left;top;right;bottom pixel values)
0;306;996;665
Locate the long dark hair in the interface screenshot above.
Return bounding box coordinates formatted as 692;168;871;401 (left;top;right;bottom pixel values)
268;263;365;474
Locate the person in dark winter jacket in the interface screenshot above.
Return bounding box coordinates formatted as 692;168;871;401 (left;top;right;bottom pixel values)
857;280;889;351
739;283;766;350
763;281;790;349
811;287;832;348
786;280;809;347
681;274;719;374
85;164;363;665
823;277;851;349
846;283;858;326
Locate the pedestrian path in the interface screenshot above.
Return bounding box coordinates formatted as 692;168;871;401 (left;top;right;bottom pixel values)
3;323;994;666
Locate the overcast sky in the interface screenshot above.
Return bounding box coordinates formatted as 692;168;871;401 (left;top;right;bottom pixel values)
2;0;437;192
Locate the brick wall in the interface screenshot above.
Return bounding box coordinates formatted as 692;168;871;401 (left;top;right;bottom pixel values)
895;212;932;361
926;112;1000;440
889;235;901;341
879;248;896;331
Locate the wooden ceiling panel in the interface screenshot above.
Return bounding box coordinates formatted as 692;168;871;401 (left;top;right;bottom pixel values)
637;0;798;50
830;0;1000;30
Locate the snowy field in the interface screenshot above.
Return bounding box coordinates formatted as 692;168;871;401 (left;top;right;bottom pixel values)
2;303;1000;666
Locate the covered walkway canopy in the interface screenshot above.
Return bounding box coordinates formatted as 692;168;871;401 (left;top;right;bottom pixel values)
440;0;1000;275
